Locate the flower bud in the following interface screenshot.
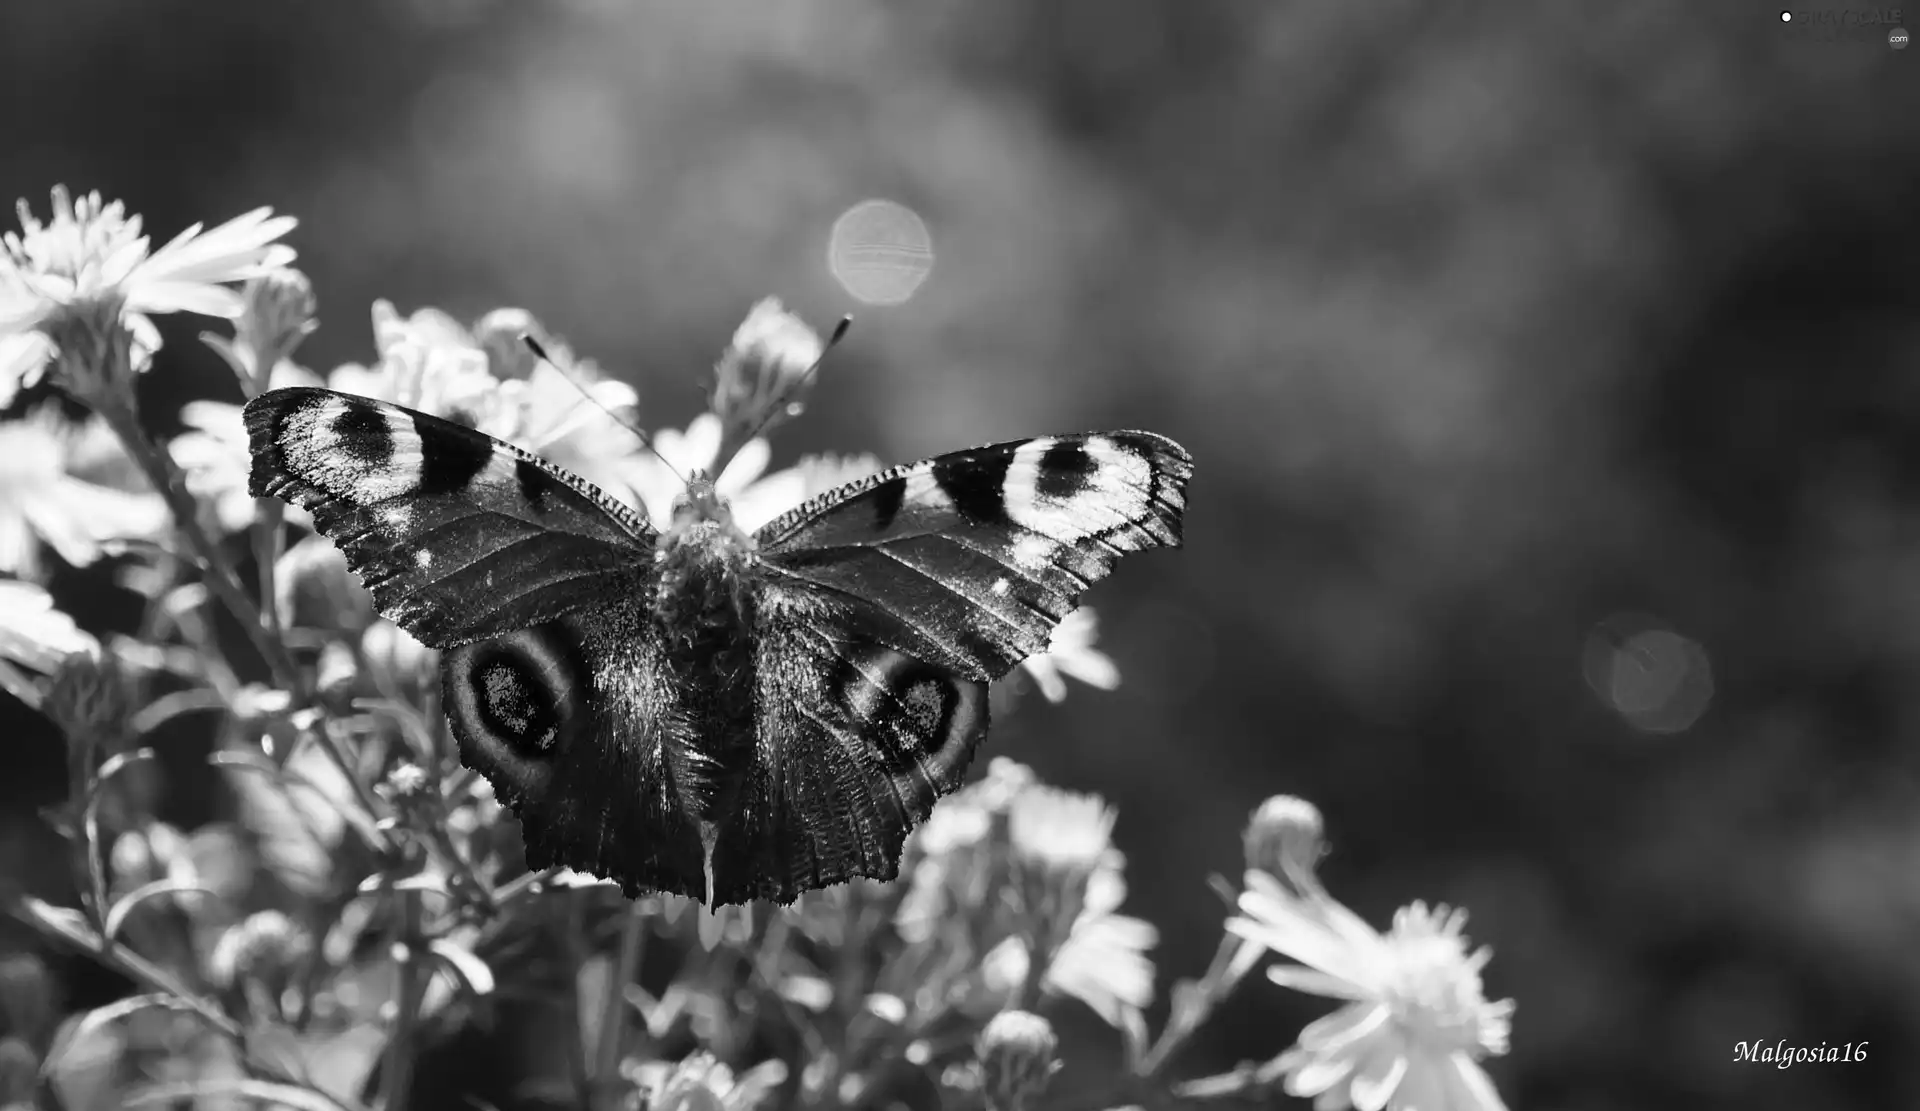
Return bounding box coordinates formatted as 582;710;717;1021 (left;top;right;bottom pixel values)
1243;794;1325;882
42;643;133;752
275;534;373;633
472;307;545;380
235;268;317;390
0;954;56;1044
110;829;157;889
379;762;430;808
1006;785;1114;948
206;910;309;990
361;619;435;689
636;1051;785;1111
708;298;824;451
314;639;359;705
975;1009;1060;1111
0;1036;36;1105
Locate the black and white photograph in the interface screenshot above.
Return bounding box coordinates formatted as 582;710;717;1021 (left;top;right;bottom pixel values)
0;4;1911;1109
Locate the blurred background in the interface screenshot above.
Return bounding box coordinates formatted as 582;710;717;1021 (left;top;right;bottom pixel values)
2;1;1917;1108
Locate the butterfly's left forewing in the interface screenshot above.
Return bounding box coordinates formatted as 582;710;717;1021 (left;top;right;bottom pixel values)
725;431;1192;901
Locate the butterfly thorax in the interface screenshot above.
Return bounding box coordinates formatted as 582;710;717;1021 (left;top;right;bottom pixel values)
653;473;756;632
651;473;760;899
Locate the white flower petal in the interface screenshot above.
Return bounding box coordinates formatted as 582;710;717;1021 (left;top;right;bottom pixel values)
1438;1051;1509;1111
0;331;53;405
123;279;246;318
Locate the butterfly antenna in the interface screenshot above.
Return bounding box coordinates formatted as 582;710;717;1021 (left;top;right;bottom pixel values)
522;334;688;486
738;314;853;447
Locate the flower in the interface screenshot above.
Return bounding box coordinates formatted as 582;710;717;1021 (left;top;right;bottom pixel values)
0;408;166;575
206;910;309;990
41;642;135;747
894;757;1043;944
1007;785;1115;950
471;306;546;380
201;266;318;393
325;300;649;496
171;360;321;533
984;861;1158;1030
962;778;1157;1029
708;298;826;447
792;451;884;500
0;580;97;674
0;187;296;408
1244;794;1326;882
619;413;806;533
326;299;496;419
975;1010;1061;1111
1226;876;1515;1111
1019;607;1120;703
628;1051;787;1111
274;532;374;634
483;357;642;498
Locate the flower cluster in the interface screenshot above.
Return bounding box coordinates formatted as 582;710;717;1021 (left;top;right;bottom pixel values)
0;188;1516;1111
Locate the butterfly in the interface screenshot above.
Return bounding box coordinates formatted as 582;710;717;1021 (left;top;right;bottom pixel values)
244;385;1192;907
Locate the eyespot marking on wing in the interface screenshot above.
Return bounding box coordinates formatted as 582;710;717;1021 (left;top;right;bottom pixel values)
280;395;427;503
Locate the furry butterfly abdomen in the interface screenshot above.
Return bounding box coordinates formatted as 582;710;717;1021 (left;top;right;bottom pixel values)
245;386;1192;906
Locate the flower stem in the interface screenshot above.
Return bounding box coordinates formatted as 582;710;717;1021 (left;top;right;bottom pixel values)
98;400;302;693
254;497;286;642
381;889;423;1111
591;900;649;1109
5;894;376;1111
1138;934;1259;1078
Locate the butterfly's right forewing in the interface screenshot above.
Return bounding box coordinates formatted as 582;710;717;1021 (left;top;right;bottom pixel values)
245;386;658;648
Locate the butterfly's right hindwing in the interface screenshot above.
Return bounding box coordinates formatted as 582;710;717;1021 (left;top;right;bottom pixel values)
244;387;657;648
710;584;990;905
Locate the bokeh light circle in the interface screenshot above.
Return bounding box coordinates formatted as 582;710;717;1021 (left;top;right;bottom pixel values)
1581;613;1716;735
827;198;934;306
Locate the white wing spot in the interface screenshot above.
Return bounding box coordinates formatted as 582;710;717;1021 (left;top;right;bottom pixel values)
414;548;433;569
900;463;952;514
991;577;1011;596
1002;435;1152;543
1010;533;1058;573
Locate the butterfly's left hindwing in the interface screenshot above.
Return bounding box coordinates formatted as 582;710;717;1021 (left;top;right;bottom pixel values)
247;387;716;900
752;431;1192;682
244;387;658;647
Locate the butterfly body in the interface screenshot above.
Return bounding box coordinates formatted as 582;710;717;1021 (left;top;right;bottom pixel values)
245;385;1192;906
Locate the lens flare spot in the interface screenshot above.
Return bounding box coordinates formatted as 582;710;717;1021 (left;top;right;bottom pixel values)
1581;614;1715;735
828;199;934;307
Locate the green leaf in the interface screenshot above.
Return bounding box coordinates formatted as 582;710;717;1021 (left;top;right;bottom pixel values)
125;1078;356;1111
39;993;190;1080
129;687;228;736
102;878;214;943
9;894;100;951
428;937;496;997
